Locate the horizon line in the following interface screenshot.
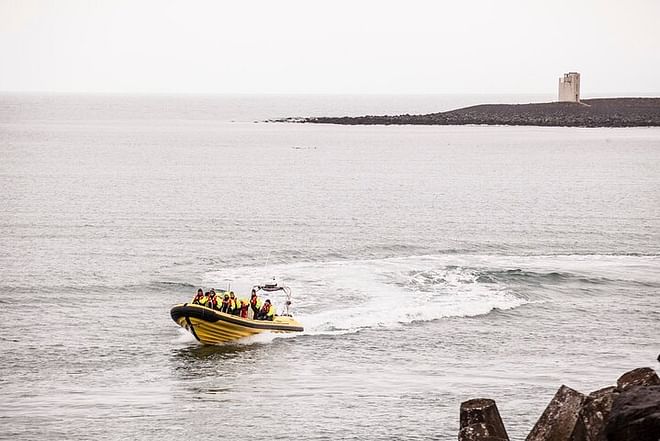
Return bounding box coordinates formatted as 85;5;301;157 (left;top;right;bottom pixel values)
1;90;659;97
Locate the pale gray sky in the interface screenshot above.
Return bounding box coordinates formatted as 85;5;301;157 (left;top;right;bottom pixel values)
1;0;659;94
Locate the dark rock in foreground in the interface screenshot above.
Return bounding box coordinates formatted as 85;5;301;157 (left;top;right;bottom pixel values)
459;398;509;441
526;385;586;441
459;367;660;441
616;367;660;391
605;385;660;441
287;98;660;128
572;386;619;441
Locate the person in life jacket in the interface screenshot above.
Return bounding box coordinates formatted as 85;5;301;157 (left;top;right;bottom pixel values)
201;289;217;308
266;301;275;320
198;291;212;307
220;294;230;313
207;288;218;310
191;288;204;305
257;299;275;321
238;298;249;318
249;289;261;319
228;291;239;315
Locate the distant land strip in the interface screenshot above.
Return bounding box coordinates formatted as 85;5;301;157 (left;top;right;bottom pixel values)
278;98;660;128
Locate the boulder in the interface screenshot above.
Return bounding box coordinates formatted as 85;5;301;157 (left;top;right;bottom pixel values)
459;398;509;441
604;385;660;441
526;385;586;441
570;386;619;441
458;422;508;441
616;367;660;391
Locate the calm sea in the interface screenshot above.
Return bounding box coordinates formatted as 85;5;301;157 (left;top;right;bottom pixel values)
1;94;659;440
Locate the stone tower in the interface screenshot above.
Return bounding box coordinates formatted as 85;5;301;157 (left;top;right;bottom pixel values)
558;72;580;102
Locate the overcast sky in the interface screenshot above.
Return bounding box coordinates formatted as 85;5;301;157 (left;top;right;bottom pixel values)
1;0;659;95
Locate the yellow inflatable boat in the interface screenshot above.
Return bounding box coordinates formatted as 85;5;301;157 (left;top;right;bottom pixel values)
170;281;304;344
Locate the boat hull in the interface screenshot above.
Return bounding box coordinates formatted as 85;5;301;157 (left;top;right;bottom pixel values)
170;303;304;344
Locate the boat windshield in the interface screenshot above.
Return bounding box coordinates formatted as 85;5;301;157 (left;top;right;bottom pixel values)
253;283;293;316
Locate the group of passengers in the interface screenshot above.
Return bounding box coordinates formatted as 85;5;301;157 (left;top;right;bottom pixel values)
191;288;275;321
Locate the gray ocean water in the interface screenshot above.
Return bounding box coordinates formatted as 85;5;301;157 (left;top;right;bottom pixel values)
1;93;659;440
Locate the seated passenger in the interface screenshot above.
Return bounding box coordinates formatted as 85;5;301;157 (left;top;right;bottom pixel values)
257;299;275;321
201;289;216;308
220;294;230;313
191;288;204;305
229;291;239;315
198;291;211;307
249;290;261;319
266;301;275;321
207;289;218;310
238;298;249;318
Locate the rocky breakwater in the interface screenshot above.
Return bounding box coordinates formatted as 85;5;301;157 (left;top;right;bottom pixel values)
287;98;660;128
458;367;660;441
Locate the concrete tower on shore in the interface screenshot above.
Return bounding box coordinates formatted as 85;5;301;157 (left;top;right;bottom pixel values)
558;72;580;102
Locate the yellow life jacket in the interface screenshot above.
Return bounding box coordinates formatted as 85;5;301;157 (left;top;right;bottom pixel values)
229;292;238;309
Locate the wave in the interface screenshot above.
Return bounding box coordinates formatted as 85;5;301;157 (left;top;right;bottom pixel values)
463;254;660;288
476;268;660;288
476;269;574;284
148;281;197;290
198;252;660;338
203;256;528;337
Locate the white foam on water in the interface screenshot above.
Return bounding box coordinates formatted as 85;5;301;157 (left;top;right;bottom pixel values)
187;252;657;343
171;327;199;345
233;331;300;345
203;254;528;337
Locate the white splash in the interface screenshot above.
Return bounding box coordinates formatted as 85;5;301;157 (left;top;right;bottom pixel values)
203;254;528;337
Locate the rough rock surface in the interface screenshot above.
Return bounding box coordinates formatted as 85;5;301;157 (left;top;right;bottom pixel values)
616;367;660;391
458;422;509;441
526;385;586;441
570;386;619;441
604;385;660;441
459;398;509;441
289;98;660;128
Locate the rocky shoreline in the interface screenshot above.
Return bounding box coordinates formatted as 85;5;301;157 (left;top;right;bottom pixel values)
282;98;660;128
458;366;660;441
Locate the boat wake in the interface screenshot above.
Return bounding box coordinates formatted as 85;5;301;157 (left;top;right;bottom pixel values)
203;255;529;337
200;252;659;340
